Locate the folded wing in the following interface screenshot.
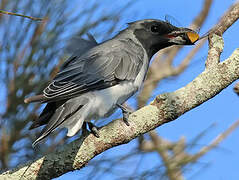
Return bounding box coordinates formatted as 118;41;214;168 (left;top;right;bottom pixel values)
43;39;144;102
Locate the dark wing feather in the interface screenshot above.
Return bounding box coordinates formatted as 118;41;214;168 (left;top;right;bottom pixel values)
65;33;98;56
32;100;83;147
29;102;56;129
43;38;145;102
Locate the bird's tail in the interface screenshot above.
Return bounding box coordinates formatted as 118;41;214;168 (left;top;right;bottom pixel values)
29;102;59;130
32;97;87;147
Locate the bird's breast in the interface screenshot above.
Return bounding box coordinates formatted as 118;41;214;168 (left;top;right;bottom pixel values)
133;54;149;90
90;81;136;119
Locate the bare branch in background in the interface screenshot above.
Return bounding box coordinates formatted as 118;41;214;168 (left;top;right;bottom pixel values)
0;10;43;21
0;0;135;172
212;3;239;36
188;119;239;163
139;120;239;180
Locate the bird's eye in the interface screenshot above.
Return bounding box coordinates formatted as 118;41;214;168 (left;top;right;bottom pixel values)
151;25;159;33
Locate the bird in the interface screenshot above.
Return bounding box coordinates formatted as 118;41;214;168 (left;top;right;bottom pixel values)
24;19;199;147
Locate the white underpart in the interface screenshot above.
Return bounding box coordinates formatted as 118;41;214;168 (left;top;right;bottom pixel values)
65;34;149;137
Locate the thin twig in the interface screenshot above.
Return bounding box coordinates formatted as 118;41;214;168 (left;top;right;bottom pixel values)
0;10;43;21
188;119;239;162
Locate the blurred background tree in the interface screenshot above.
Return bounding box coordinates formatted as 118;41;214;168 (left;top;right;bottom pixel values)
0;0;239;180
0;0;133;170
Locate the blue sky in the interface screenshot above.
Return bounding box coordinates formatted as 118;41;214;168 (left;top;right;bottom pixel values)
55;0;239;179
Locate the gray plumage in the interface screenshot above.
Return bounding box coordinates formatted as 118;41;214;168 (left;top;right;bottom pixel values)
44;37;144;101
24;19;199;146
65;33;98;55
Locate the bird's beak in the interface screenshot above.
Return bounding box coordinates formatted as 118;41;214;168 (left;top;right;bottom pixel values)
166;29;199;45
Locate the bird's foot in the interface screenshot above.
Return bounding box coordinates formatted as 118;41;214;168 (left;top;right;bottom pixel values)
88;122;100;138
117;104;133;126
82;122;89;136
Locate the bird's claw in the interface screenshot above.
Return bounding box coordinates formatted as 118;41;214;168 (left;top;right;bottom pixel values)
117;104;133;126
82;122;89;136
88;122;100;138
123;112;131;126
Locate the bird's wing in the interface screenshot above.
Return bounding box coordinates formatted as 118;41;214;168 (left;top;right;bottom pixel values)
43;39;145;102
65;33;98;56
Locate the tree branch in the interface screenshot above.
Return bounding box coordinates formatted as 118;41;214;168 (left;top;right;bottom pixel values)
139;119;239;180
186;119;239;163
0;10;43;21
212;2;239;36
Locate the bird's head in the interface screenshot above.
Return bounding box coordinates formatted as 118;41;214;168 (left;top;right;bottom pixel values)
128;19;199;58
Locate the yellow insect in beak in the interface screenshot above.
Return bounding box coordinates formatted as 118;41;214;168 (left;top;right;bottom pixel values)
186;32;199;44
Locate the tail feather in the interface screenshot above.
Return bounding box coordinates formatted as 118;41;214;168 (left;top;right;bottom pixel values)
29;102;56;130
32;105;66;147
32;100;84;147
